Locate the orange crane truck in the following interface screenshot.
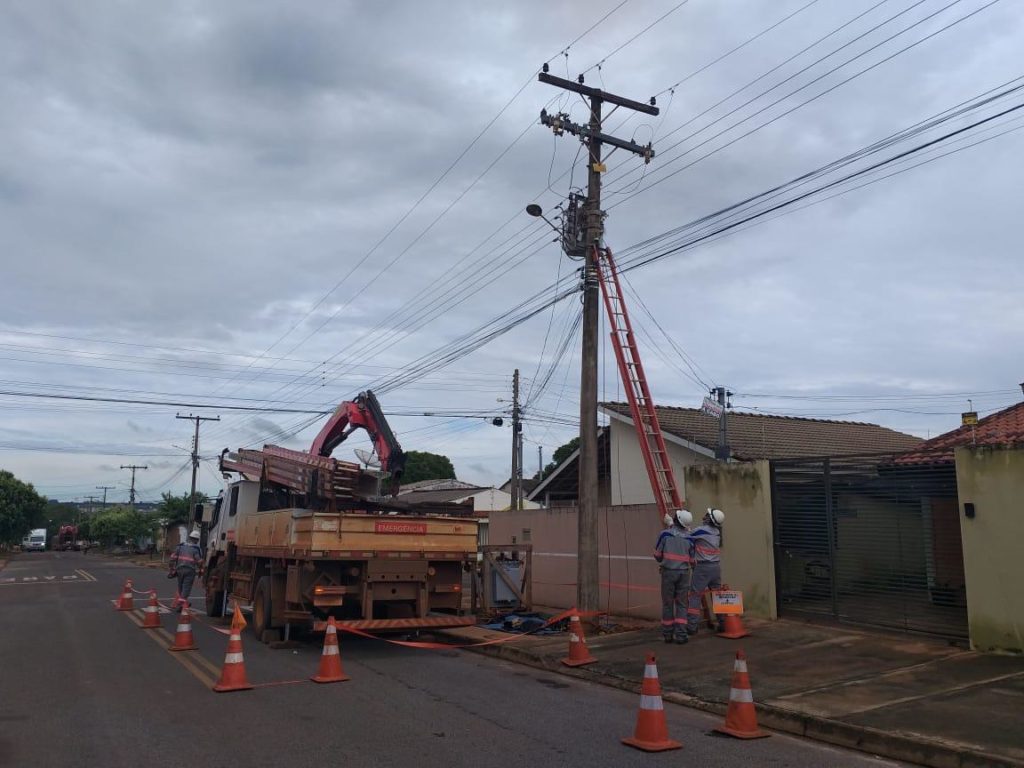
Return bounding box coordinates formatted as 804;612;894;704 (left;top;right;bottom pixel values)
201;391;477;639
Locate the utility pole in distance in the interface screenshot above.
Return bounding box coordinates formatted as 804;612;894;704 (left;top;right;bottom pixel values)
96;485;115;508
711;386;733;460
120;465;148;509
510;369;523;511
538;67;658;619
176;413;221;522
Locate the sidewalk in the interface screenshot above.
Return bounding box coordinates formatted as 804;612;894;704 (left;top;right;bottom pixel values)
437;616;1024;768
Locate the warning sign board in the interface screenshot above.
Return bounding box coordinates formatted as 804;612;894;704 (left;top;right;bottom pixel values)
712;590;744;615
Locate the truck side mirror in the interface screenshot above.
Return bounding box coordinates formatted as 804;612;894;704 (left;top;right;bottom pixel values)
193;503;212;524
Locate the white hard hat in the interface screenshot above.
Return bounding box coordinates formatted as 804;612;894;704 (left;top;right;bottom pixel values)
188;530;201;540
706;508;725;526
662;512;674;527
675;509;693;527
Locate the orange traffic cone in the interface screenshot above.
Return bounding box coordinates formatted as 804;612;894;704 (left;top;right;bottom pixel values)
717;613;750;639
213;601;253;693
115;579;134;611
140;590;161;629
714;649;769;739
311;617;350;683
561;612;597;667
169;605;198;652
622;653;682;752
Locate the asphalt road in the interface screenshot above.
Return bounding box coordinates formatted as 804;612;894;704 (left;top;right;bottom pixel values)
0;552;909;768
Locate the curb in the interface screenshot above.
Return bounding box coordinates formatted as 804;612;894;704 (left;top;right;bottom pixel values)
442;632;1024;768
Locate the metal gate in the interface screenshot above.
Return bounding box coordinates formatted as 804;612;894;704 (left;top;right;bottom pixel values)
771;454;967;639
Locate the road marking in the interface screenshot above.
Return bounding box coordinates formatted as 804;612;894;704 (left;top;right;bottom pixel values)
122;610;218;689
76;569;97;582
0;574;96;587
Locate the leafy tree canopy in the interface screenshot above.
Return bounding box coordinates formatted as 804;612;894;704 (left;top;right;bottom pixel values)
401;451;456;485
0;470;47;546
156;491;203;526
534;436;579;481
89;506;157;545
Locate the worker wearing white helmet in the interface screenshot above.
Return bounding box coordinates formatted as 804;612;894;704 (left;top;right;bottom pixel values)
684;508;725;635
653;509;694;644
169;529;204;613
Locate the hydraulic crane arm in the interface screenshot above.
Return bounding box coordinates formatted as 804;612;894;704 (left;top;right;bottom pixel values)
309;390;407;484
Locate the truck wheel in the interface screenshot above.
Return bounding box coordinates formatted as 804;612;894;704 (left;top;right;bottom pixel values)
252;577;274;640
205;585;225;618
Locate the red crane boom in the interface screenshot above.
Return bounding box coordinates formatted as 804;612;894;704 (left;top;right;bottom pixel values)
595;245;684;520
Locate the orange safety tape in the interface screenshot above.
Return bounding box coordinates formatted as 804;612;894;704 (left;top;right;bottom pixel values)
335;607;599;650
534;580;660;593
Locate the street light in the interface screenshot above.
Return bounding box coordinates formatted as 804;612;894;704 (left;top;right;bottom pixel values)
526;203;561;237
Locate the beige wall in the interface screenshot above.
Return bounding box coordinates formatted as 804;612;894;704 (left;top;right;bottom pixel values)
489;504;664;619
682;460;776;619
608;416;714;506
955;446;1024;653
465;488;540;513
490;460;777;621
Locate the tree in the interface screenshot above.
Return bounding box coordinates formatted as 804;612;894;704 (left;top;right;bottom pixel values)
0;470;47;546
401;451;456;484
535;436;580;481
156;491;202;527
89;505;156;546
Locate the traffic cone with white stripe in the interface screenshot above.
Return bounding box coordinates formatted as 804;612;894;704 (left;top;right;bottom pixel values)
622;653;681;752
168;605;198;652
714;649;769;739
561;611;597;667
311;617;350;683
140;590;161;629
717;613;750;639
115;579;133;611
213;601;253;693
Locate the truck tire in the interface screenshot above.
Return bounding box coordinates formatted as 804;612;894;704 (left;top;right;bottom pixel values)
205;584;225;618
251;577;274;640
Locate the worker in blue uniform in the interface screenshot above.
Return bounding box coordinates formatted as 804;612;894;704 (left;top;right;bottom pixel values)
654;509;693;644
685;508;725;634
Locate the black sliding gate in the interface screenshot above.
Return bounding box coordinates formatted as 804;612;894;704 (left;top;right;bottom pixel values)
771;454;967;639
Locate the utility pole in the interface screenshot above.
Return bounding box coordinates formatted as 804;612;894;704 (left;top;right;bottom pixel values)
711;386;733;460
176;413;221;519
120;465;148;509
510;369;523;511
538;445;543;480
96;485;115;508
539;67;658;618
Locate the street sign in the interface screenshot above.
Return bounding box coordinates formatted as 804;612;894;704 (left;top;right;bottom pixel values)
712;589;744;615
701;397;724;419
961;411;978;426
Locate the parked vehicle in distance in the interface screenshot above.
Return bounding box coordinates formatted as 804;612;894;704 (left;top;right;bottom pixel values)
23;529;47;552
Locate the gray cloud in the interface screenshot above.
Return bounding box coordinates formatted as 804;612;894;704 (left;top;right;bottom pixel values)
1;0;1022;494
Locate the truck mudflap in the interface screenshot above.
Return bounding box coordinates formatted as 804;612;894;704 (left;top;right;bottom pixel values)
312;615;476;633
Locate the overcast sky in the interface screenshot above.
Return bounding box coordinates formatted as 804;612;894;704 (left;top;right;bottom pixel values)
1;0;1022;504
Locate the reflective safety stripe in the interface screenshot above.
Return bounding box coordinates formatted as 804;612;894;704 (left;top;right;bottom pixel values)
229;633;241;642
144;605;158;613
639;695;664;711
660;619;673;626
729;687;754;703
176;624;190;633
673;618;687;624
661;552;692;562
224;652;245;664
686;607;701;615
569;633;580;643
734;659;748;673
322;645;339;656
643;664;658;679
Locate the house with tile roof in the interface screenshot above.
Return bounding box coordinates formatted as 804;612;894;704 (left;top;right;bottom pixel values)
895;400;1024;464
528;401;922;507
